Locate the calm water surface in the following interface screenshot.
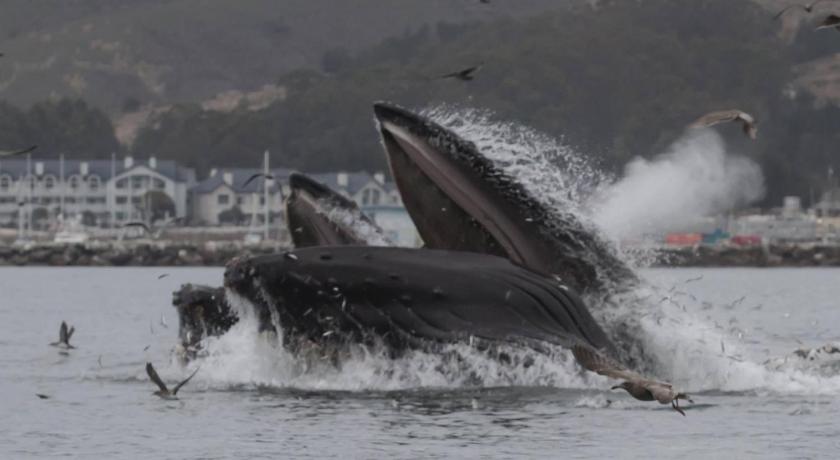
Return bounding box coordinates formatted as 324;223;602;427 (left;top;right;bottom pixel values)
1;267;839;459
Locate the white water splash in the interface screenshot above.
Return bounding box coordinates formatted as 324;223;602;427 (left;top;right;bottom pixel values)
591;129;764;239
194;291;592;391
323;205;392;247
423;105;609;218
191;106;839;397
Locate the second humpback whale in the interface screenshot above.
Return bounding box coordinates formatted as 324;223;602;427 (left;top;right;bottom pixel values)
285;172;391;248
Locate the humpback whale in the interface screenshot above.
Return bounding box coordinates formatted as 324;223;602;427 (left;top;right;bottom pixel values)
177;103;644;369
285;172;391;248
223;246;615;355
374;102;635;295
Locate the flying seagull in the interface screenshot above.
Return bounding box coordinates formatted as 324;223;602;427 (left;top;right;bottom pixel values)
157;273;170;280
36;393;50;399
49;321;75;349
689;109;757;140
435;63;483;81
145;362;199;400
242;173;275;189
572;344;692;416
122;222;151;234
774;1;831;19
816;13;840;30
0;145;37;157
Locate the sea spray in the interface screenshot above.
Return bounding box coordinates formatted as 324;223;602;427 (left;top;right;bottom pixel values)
591;129;764;239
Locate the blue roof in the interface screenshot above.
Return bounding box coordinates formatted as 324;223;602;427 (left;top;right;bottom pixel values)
309;171;386;196
190;168;295;194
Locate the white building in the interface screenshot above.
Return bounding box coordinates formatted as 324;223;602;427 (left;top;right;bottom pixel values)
0;156;195;228
189;168;293;225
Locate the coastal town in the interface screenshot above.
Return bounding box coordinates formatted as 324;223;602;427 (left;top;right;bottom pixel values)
0;153;838;266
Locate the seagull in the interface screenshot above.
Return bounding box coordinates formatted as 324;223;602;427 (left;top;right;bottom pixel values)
49;321;75;349
146;362;200;400
774;1;831;19
816;13;840;30
160;312;168;329
157;273;170;280
123;222;151;234
572;344;692;416
36;393;50;399
435;63;483;81
242;173;275;189
0;145;37;157
690;109;757;139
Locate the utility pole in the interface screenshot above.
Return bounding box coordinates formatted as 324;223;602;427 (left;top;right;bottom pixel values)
26;152;32;238
263;150;270;241
110;153;116;228
59;153;65;219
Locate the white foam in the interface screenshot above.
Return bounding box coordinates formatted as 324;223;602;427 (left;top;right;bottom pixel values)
192;106;840;396
323;205;392;246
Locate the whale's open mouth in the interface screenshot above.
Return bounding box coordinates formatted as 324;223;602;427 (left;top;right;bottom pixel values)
374;102;634;294
286;172;389;247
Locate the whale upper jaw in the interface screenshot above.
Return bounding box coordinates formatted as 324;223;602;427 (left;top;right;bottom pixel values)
373;101;635;295
285;172;389;248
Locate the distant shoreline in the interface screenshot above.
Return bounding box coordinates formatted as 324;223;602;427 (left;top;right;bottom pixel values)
0;242;285;267
650;244;840;268
0;242;838;267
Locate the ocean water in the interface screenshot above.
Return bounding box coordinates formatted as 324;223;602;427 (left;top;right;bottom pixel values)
1;266;839;459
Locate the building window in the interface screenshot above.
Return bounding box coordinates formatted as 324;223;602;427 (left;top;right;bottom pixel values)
116;196;128;204
69;176;80;189
86;197;104;204
218;194;230;205
88;175;100;191
116;212;126;220
259;196;265;206
66;197;76;204
116;178;128;189
362;188;381;206
153;178;166;189
131;196;141;204
44;176;55;190
132;176;144;189
236;196;244;205
0;175;10;191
